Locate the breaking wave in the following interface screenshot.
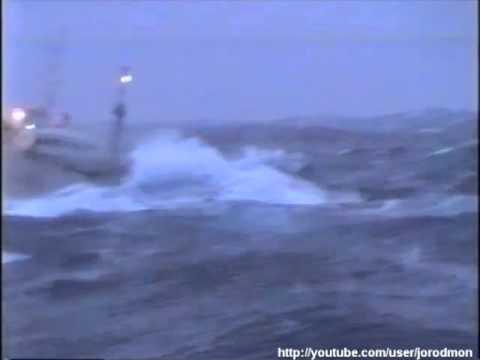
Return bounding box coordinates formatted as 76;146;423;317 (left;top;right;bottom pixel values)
6;132;332;217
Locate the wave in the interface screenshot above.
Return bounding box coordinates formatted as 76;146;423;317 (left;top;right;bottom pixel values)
6;131;331;218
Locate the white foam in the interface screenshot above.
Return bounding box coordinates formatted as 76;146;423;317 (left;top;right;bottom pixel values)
2;252;31;264
430;147;454;156
337;148;353;156
128;132;327;206
5;131;334;217
371;194;477;218
6;184;148;218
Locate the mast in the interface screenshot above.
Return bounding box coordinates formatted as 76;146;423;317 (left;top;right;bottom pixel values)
110;66;133;157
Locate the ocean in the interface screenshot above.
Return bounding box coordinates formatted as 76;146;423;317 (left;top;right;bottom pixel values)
2;117;478;358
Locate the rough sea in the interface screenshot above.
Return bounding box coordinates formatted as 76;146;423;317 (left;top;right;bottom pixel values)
2;115;478;359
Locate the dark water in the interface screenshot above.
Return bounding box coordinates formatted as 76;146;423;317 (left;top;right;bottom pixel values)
3;118;478;359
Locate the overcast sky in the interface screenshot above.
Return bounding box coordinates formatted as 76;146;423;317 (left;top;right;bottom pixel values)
3;0;478;123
